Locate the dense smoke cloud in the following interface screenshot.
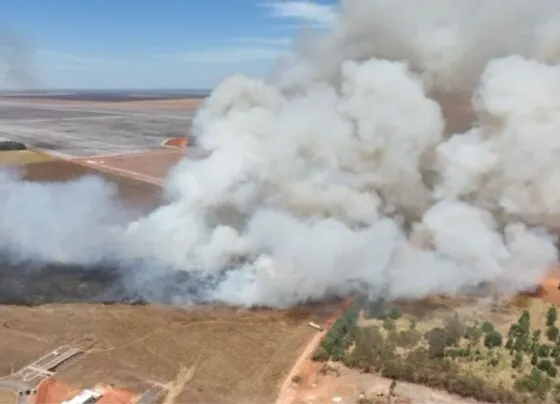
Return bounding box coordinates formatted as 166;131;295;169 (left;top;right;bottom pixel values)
2;0;560;307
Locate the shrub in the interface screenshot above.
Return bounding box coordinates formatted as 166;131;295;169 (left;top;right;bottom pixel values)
387;308;401;320
548;326;559;342
537;359;558;378
443;314;464;347
481;321;495;334
0;141;26;151
465;323;483;344
512;352;523;369
515;368;552;399
539;344;552;358
383;318;396;331
484;331;503;349
395;329;421;348
425;327;448;358
547;306;558;327
517;311;531;335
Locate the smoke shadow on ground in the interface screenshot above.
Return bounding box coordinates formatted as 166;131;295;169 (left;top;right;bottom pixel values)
0;256;219;306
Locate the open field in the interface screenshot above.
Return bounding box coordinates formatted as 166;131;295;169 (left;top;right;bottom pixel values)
0;304;333;403
0;98;196;157
0;388;16;403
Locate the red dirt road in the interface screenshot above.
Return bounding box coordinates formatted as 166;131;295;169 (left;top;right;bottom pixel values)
276;300;352;404
71;149;184;185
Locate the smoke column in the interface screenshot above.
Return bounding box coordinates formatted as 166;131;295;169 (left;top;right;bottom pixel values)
2;0;560;307
0;28;40;89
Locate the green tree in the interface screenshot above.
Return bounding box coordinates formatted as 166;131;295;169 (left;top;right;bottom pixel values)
518;311;531;335
387;308;401;320
537;359;558;378
512;351;523;369
548;306;558;327
515;368;552;399
426;327;447;358
481;321;495;334
443;313;464;347
484;331;503;349
548;326;559;342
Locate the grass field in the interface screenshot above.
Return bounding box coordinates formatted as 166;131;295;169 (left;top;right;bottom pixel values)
0;150;56;165
0;304;327;403
0;388;16;403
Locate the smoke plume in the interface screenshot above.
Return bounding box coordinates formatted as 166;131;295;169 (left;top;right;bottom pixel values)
0;28;40;89
2;0;560;307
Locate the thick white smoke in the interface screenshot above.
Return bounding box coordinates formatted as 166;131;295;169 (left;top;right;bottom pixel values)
2;0;560;307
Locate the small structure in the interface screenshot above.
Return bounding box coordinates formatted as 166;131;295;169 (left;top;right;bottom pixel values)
62;389;103;404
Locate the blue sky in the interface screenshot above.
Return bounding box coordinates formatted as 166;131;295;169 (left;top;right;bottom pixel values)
0;0;337;90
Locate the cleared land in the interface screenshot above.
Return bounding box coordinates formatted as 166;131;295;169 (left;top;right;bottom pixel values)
0;304;331;403
0;98;196;157
0;388;16;403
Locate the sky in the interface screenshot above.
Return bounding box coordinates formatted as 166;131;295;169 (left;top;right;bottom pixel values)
0;0;337;90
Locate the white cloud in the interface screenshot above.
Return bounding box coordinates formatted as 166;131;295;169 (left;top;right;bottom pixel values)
262;1;337;26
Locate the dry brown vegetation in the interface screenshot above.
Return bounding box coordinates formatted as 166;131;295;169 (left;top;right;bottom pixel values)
0;388;16;403
0;304;331;403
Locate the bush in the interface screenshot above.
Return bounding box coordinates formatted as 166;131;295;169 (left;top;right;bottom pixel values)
484;331;503;349
383;318;396;331
314;299;360;360
395;329;421;348
537;359;558;378
465;323;483;345
481;322;495;334
512;352;523;369
539;344;552;358
0;141;26;151
387;308;401;320
443;314;464;347
515;368;552;399
547;306;558;327
425;327;447;358
548;326;560;342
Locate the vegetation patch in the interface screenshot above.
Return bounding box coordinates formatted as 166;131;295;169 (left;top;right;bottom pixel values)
314;297;560;403
0;141;26;151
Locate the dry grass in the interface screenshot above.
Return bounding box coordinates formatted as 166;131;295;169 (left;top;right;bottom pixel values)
0;303;326;403
0;388;16;403
0;150;56;165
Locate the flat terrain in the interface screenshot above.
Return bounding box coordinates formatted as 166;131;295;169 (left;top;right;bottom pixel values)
0;388;16;403
0;98;197;157
0;304;330;403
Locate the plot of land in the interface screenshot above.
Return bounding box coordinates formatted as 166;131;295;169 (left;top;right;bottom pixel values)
0;304;332;403
0;388;16;403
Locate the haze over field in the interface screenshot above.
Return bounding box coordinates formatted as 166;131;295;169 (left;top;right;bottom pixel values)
3;0;560;307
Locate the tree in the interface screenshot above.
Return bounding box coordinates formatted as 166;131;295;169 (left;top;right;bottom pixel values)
484;331;503;349
512;351;523;369
548;326;559;342
547;306;558;327
481;322;495;334
0;141;26;151
537;359;558;378
443;314;464;347
387;308;401;320
518;311;531;335
426;327;447;358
